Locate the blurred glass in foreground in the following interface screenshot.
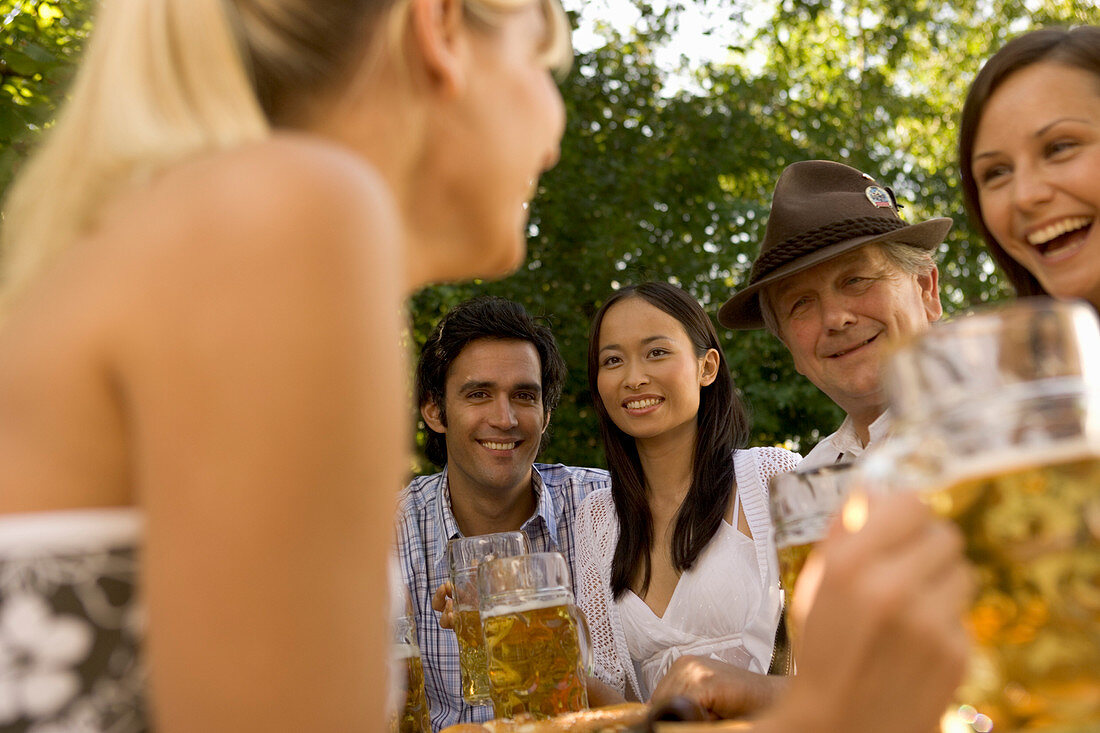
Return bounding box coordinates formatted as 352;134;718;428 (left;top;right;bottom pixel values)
388;562;431;733
862;298;1100;733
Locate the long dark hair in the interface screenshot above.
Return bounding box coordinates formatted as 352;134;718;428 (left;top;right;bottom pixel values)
959;26;1100;298
587;282;751;599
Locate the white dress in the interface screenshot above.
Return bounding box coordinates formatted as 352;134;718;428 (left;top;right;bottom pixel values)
575;447;800;700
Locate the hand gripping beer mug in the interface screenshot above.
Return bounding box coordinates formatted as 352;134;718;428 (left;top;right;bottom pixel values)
862;299;1100;733
447;531;529;706
389;590;431;733
477;551;591;719
769;463;859;661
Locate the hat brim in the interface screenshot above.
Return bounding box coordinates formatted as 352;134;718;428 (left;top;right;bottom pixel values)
717;217;953;330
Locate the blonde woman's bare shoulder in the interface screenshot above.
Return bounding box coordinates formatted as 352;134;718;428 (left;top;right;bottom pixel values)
178;133;394;210
86;134;404;315
138;134;399;259
0;135;405;512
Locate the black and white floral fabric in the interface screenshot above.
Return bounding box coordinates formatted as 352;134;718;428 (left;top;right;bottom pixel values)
0;509;147;732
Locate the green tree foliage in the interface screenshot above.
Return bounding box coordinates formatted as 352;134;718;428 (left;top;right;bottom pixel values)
410;0;1098;473
2;0;1098;474
0;0;92;195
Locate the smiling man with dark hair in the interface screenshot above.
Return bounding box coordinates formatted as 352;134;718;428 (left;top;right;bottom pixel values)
395;296;611;728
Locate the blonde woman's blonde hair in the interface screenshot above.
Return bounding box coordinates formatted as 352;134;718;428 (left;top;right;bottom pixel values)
0;0;570;320
465;0;572;74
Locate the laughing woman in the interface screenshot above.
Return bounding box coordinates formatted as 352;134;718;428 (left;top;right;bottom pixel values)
575;281;799;713
959;25;1100;307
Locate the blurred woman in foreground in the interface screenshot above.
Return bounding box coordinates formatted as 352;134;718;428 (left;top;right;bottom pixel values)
0;0;569;729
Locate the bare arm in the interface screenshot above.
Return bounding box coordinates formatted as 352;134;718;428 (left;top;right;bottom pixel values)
649;656;787;719
115;143;407;732
587;675;628;708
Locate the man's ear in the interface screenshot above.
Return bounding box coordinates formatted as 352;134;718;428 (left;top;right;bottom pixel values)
407;0;468;98
699;348;721;387
421;399;447;433
920;265;944;323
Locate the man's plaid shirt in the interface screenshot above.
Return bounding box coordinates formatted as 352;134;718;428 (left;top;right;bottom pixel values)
394;463;610;730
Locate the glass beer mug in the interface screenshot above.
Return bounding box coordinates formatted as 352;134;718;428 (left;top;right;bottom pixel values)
388;586;431;733
447;531;530;706
476;551;591;719
861;299;1100;733
769;463;859;662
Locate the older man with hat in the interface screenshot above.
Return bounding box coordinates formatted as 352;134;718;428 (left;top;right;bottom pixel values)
719;160;951;469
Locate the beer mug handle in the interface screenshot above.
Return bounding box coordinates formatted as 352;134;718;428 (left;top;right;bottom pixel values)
570;604;593;675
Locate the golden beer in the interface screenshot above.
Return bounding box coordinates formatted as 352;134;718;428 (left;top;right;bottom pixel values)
389;644;431;733
770;464;858;671
774;537;818;638
778;541;815;607
448;532;529;706
928;455;1100;732
453;607;490;703
481;599;589;719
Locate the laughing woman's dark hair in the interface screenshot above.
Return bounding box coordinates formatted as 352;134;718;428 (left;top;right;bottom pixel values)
587;282;751;599
959;25;1100;298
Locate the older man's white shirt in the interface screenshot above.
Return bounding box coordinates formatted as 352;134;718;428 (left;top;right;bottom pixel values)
799;410;892;471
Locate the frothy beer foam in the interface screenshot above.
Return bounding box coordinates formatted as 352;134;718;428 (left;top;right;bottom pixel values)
392;642;421;660
480;592;572;619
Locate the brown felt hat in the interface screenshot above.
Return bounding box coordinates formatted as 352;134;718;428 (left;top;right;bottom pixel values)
718;160;952;330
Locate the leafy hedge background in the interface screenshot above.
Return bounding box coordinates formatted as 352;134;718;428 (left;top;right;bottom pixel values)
3;0;1098;475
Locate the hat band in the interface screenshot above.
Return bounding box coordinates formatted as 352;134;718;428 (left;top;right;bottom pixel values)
749;217;907;284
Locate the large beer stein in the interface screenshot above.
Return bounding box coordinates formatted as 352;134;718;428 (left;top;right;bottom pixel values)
447;531;530;706
477;551;591;719
861;299;1100;733
769;463;859;663
388;585;431;733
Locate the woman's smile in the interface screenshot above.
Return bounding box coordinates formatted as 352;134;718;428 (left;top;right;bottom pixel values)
622;396;665;414
1025;216;1094;260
